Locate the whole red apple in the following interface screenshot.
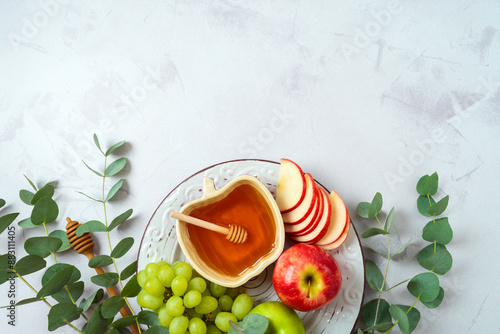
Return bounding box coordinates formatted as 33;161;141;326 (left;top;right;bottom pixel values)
272;243;342;312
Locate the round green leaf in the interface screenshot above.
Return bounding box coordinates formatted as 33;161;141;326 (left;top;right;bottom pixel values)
407;272;440;303
394;305;420;333
368;192;383;218
24;236;62;258
384;207;395;232
42;264;81;286
417;195;435;217
49;230;72;252
108;209;133;232
0;212;19;234
31;197;59;225
427;195;449;216
416;172;438;196
120;260;137;280
91;272;119;287
79;289;104;312
18;217;38;229
422;218;453;245
143;326;169;334
37;266;74;299
137;310;160;327
389;305;410;334
105;140;126;156
110;315;138;328
0;198;5;208
14;255;46;276
75;220;107;236
19;190;35;205
89;255;114;268
85;304;113;334
417;243;453;275
105;179;124;202
111;237;134;259
48;302;82;331
356;202;370;218
361;298;392;330
51;281;85;304
121;274;141;298
31;184;55;204
101;295;126;319
362;227;389;239
105;157;127;177
365;260;385;292
421;287;444;309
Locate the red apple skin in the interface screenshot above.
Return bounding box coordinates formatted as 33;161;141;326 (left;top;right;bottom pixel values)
272;244;342;312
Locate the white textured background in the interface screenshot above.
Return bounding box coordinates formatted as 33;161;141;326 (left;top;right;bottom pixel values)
1;0;499;333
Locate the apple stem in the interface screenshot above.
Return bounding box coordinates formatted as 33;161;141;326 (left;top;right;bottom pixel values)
306;280;311;299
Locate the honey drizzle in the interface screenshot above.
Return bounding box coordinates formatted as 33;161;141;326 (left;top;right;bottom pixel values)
186;184;276;277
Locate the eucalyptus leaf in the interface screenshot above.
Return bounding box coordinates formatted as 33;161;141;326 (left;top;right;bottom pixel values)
101;295;126;319
364;323;394;332
24;175;37;191
361;242;389;259
422;218;453;245
108;209;133;231
427;195;449;216
18;217;38;229
143;326;169;334
361;298;392;330
391;239;411;259
49;230;72;252
105;179;124;202
394;305;420;333
417;195;435;217
89;255;114;268
120;260;137;280
362;227;389;238
121;274;141;298
91;272;119;287
52;281;84;303
110;315;137;328
407;272;440;303
0;212;19;234
82;160;104;177
0;198;5;208
79;289;105;312
31;183;55;204
227;314;270;334
0;254;14;271
24;236;62;258
76;191;102;203
31;197;59;225
356;202;370;219
14;255;46;276
76;220;107;236
11;297;41;307
384;207;395;232
47;302;82;331
19;189;34;205
365;260;385;292
389;305;410;334
42;264;81;286
111;237;134;259
105;157;127;177
421;287;444;309
93;134;105;155
385;278;410;292
417;243;453;275
37;266;74;299
368;192;383;218
416;172;438;196
137;310;160;326
106;140;126;156
85;303;113;334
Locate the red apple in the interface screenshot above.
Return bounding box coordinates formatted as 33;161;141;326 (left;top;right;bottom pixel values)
276;159;306;213
272;244;342;312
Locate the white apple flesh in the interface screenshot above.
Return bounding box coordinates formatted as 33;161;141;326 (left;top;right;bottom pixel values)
315;190;348;245
282;173;319;225
276;159;306;213
284;185;322;235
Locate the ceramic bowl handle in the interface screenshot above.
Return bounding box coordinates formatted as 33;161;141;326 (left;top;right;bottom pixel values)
202;177;217;197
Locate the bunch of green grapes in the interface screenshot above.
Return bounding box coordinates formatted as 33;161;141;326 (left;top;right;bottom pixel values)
136;260;254;334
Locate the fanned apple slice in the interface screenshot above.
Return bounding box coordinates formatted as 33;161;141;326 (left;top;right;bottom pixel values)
288;187;331;244
282;173;318;225
319;211;351;250
276;159;306;213
315;190;348;246
284;184;322;234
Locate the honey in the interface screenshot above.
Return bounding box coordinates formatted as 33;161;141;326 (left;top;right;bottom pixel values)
186;183;277;277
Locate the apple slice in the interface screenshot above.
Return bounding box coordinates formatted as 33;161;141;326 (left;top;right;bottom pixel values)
276;159;306;213
281;173;318;225
288;187;331;244
284;185;322;235
319;212;350;251
315;190;348;246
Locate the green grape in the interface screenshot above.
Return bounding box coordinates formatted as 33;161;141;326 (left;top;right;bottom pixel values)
158;305;174;328
171;276;188;296
231;293;253;320
225;287;240;299
166;296;185;316
144;277;165;296
137;270;148;288
209;282;227;297
137;290;163;310
205;306;220;323
157;260;169;267
184;290;202;308
215;312;238;332
169;315;189;334
201;288;212;297
158;265;175;287
194;296;218;314
207;324;223;334
171;261;182;269
189;317;207;334
218;295;233;312
185;307;204;319
174;262;193;281
188;277;207;293
145;262;160;278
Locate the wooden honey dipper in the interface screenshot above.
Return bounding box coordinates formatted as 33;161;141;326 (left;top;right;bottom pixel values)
170;211;248;244
65;218;139;334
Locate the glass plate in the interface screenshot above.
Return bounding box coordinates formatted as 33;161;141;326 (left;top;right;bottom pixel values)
137;159;365;333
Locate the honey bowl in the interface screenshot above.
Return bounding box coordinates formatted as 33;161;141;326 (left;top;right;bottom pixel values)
174;175;285;287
